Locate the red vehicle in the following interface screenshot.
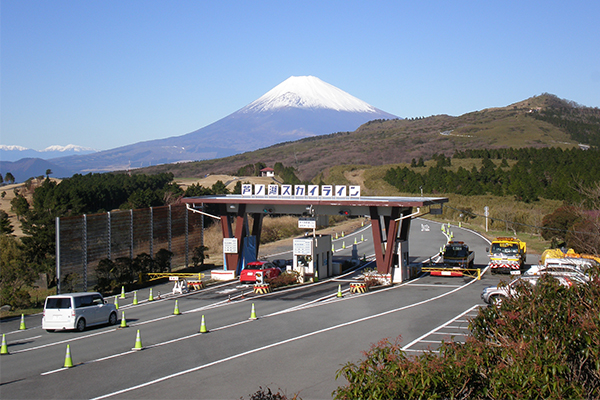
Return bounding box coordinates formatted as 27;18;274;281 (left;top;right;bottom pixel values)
239;261;281;283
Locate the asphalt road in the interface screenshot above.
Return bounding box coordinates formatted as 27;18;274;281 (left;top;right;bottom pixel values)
0;219;537;399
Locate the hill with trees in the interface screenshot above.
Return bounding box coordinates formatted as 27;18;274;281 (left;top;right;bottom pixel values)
135;94;599;181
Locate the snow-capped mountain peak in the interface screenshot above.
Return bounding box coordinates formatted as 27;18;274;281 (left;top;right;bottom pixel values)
0;145;29;151
43;144;96;152
241;76;379;113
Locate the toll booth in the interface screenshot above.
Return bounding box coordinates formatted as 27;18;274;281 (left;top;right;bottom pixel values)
392;240;410;283
292;235;332;282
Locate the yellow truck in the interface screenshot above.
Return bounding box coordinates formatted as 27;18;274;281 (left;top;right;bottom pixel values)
488;237;527;274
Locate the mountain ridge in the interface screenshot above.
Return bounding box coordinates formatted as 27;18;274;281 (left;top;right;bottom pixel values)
133;93;599;182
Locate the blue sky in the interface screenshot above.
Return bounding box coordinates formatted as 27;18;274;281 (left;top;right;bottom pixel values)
2;1;599;151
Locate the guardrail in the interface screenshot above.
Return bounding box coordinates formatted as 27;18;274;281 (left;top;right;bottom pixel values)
421;266;481;280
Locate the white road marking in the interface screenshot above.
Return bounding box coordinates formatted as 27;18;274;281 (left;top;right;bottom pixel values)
401;304;480;351
89;274;480;399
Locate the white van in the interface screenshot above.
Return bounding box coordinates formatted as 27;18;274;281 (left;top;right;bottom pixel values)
42;292;118;332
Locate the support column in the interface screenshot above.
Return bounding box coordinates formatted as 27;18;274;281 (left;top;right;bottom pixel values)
219;204;247;271
251;213;264;254
369;206;401;275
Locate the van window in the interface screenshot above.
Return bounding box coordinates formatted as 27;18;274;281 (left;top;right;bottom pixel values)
91;294;103;305
77;295;99;308
46;297;72;309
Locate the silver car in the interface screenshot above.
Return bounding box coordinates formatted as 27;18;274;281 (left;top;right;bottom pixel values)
481;275;581;306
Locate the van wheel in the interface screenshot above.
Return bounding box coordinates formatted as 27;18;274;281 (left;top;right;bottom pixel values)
76;318;86;332
108;312;117;325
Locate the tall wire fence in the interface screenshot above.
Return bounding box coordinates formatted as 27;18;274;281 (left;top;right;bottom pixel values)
56;204;204;292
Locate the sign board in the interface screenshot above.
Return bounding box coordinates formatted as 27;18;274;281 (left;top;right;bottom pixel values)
223;238;238;254
293;239;312;255
169;276;179;281
484;206;489;217
298;218;316;229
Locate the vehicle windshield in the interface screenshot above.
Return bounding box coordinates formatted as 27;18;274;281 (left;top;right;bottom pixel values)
45;297;72;309
491;243;518;255
445;246;468;257
245;263;264;270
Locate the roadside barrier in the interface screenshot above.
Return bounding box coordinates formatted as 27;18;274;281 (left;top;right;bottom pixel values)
249;303;258;320
337;284;343;298
350;282;368;294
132;330;143;350
173;300;181;315
422;266;481;280
19;314;26;330
120;311;128;328
188;281;205;290
1;334;9;355
200;315;208;333
120;286;126;299
63;345;73;368
253;283;271;294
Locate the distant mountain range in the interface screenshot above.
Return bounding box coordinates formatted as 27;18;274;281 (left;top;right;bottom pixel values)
0;145;97;182
0;144;97;162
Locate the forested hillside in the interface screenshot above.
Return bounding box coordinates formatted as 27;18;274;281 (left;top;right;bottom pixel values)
135;94;598;182
384;147;600;203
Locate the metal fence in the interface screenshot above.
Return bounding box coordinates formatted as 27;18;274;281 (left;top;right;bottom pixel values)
55;204;204;293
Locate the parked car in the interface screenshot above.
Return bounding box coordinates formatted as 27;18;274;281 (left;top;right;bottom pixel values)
42;292;118;332
481;275;582;306
525;262;590;282
271;259;289;271
239;261;281;283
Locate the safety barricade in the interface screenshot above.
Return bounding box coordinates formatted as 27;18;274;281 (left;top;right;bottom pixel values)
350;282;368;294
422;266;481;280
253;283;272;294
188;281;205;290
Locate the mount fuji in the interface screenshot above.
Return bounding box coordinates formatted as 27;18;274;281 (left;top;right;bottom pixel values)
50;76;398;174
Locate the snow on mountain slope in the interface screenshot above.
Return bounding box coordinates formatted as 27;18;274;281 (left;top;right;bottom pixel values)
0;145;29;151
1;144;97;162
242;76;379;113
43;144;96;152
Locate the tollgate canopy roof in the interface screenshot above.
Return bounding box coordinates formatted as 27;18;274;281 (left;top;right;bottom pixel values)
182;195;448;217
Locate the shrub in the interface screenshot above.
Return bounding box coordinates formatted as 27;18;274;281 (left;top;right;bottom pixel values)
268;271;300;288
334;270;600;399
